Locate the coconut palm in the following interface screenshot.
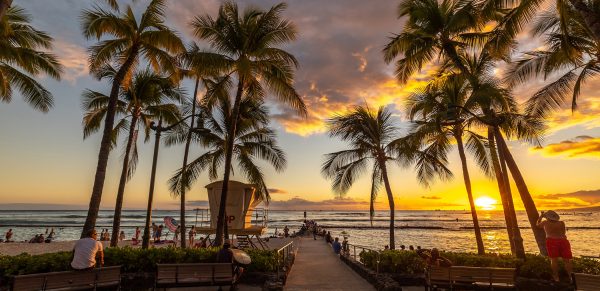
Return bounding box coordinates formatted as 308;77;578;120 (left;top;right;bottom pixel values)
0;0;11;19
168;96;286;209
507;4;600;117
0;5;63;112
406;75;492;255
82;68;183;247
454;51;547;257
322;105;452;250
80;0;184;236
190;1;306;245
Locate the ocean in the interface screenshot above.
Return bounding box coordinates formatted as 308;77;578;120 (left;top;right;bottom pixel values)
0;209;598;256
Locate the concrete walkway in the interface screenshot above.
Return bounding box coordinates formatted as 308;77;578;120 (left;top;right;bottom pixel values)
285;237;376;291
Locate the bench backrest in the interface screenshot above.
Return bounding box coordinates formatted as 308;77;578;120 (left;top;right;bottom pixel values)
450;266;515;285
12;266;121;291
156;263;232;284
427;266;451;282
574;273;600;291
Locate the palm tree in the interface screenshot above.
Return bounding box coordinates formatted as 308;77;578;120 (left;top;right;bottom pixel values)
82;68;183;247
0;0;12;20
0;5;63;112
168;96;286;214
80;0;184;236
406;75;491;255
459;51;547;257
322;105;452;250
507;4;600;117
190;1;306;245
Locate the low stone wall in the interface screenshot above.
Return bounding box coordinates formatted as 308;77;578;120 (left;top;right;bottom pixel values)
339;254;403;291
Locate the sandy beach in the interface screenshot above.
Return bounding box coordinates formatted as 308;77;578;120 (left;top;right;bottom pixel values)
0;237;293;256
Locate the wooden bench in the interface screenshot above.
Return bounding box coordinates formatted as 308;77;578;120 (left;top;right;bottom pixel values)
155;263;234;290
11;266;121;291
573;273;600;291
425;266;515;290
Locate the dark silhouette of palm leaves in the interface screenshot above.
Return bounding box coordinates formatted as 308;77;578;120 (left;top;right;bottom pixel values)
0;6;63;112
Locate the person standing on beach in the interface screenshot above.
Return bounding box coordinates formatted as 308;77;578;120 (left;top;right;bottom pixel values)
5;229;13;242
135;226;140;241
537;210;573;282
71;229;104;270
188;225;196;247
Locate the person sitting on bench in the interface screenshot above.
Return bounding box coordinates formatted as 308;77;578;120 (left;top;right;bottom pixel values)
71;229;104;270
217;240;243;282
417;248;452;267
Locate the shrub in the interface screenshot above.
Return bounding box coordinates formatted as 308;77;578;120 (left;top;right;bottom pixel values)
0;246;279;277
358;250;600;279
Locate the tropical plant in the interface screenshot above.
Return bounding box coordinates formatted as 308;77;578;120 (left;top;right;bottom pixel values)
168;95;286;208
190;1;306;245
406;74;492;255
80;0;184;237
322;105;452;249
0;5;63;112
82;68;183;247
0;0;12;21
453;51;548;258
507;3;600;117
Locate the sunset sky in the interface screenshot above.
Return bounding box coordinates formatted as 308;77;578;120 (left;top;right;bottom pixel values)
1;0;600;211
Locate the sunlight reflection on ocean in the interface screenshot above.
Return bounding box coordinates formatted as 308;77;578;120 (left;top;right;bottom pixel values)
0;209;598;256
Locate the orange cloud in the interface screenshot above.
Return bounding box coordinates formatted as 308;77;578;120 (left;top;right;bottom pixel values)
535;189;600;209
53;39;88;83
531;136;600;159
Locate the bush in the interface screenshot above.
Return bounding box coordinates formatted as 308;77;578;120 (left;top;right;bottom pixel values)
0;246;279;277
358;250;600;279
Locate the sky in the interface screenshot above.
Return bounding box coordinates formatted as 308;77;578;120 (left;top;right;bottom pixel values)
1;0;600;211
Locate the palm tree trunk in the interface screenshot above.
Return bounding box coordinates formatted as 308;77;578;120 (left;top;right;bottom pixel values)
494;130;548;256
380;159;396;250
82;46;139;238
214;78;244;246
0;0;12;19
110;114;139;247
178;77;200;248
142;119;162;249
455;131;485;255
496;133;526;259
568;0;600;41
488;128;517;255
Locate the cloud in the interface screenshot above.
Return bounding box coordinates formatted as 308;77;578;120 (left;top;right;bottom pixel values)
531;136;600;159
186;200;209;207
268;188;288;194
268;197;379;210
535;189;600;209
53;39;89;83
421;196;442;200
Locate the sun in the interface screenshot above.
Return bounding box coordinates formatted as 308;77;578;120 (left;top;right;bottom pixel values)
475;196;497;210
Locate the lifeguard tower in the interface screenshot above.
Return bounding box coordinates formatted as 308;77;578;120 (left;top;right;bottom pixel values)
194;180;268;249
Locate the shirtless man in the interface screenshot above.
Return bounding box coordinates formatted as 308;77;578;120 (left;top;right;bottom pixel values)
536;210;572;282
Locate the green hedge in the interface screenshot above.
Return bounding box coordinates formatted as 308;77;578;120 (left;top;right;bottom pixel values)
359;250;600;280
0;246;279;277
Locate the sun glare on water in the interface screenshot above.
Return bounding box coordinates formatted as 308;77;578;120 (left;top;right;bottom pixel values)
475;196;497;210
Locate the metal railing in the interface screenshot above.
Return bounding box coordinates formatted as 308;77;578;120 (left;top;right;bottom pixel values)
275;241;295;279
345;243;383;275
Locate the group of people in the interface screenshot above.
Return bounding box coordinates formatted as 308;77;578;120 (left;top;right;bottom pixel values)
28;228;55;243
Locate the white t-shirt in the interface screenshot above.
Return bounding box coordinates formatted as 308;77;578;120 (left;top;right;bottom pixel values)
71;238;103;269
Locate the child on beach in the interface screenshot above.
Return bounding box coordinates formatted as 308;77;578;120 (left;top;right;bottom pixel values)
537;210;573;282
119;231;125;242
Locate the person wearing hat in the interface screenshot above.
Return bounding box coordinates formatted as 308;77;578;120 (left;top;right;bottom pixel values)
537;210;573;282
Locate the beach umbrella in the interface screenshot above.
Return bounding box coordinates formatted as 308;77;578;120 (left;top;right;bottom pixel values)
164;216;178;232
231;249;252;265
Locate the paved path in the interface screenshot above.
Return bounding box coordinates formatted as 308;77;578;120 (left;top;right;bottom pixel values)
285;237;376;291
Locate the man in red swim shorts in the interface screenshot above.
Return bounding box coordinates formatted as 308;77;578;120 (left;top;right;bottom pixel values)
537;210;573;282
